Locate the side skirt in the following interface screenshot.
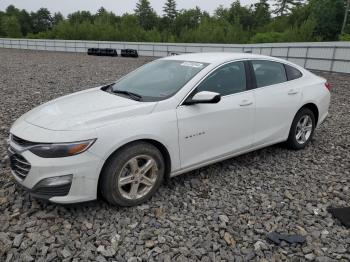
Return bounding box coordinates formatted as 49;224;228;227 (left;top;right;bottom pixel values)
169;139;286;178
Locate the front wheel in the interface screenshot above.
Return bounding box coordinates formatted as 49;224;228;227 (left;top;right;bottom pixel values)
286;108;316;150
100;142;165;206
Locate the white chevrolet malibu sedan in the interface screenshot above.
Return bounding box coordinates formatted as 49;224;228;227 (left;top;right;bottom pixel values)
8;53;331;206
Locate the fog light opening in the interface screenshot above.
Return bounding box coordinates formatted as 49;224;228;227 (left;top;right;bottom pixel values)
36;174;73;188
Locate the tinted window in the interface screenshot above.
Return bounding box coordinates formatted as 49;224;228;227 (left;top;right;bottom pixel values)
252;60;287;88
112;60;208;101
285;64;302;80
196;62;246;96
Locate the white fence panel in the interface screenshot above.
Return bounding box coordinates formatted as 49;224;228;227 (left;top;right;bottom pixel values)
271;47;288;57
287;58;306;67
260;47;272;56
223;47;243;53
308;48;334;59
0;38;350;73
333;61;350;73
306;59;332;71
335;48;350;60
289;48;308;58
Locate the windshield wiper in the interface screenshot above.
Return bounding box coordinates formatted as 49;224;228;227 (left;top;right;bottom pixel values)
112;90;142;101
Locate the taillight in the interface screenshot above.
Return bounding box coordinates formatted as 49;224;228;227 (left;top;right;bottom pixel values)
325;82;332;91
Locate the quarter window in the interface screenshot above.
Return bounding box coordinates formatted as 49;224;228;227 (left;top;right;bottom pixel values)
285;64;303;81
196;61;247;96
252;60;287;88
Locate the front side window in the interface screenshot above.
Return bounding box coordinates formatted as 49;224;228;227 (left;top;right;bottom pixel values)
196;61;247;96
111;60;208;101
252;60;287;88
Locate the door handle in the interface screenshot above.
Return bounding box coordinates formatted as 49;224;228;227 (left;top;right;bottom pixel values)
239;100;253;106
288;89;299;95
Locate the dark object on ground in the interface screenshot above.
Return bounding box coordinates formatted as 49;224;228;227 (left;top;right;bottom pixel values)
121;49;139;58
328;207;350;228
87;48;118;57
266;232;306;245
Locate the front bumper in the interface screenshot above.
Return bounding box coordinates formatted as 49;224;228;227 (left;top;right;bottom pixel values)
8;140;105;204
15;176;73;200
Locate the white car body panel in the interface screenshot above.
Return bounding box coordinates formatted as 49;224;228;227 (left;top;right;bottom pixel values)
8;52;331;204
177;90;255;168
23;87;157;131
253;80;303;146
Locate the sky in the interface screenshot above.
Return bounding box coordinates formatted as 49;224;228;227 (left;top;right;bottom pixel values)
0;0;261;16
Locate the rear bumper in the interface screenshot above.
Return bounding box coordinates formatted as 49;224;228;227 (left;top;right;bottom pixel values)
317;111;328;127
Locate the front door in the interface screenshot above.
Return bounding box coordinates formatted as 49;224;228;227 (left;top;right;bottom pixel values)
176;61;255;169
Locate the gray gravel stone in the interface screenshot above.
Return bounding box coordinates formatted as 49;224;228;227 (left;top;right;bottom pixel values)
0;49;349;261
218;214;229;223
60;247;72;258
12;233;24;247
305;253;316;261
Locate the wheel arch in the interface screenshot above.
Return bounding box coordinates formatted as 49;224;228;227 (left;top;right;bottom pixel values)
287;102;319;139
97;138;172;197
299;102;319;126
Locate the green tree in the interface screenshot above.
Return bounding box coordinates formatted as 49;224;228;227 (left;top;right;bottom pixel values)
0;11;4;36
163;0;177;21
5;5;21;17
134;0;158;30
52;12;64;26
68;11;93;24
273;0;306;16
162;0;178;40
18;10;33;36
339;33;350;40
1;2;344;43
228;1;254;30
117;14;146;41
1;16;22;37
250;31;284;43
341;0;350;34
214;5;230;21
31;8;52;33
310;0;345;40
174;7;202;35
282;18;318;41
253;0;271;28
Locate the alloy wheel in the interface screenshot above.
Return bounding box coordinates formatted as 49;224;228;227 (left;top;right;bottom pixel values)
117;155;158;200
295;115;313;144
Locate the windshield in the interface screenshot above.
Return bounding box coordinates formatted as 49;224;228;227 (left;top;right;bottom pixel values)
111;60;208;101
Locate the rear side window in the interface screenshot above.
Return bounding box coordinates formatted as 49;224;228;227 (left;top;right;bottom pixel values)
196;61;247;96
251;60;287;88
285;64;303;81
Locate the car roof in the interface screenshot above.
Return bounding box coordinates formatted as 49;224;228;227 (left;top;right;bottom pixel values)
162;52;285;65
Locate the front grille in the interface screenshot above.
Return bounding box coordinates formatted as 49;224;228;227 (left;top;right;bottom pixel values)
11;134;38;147
8;147;31;180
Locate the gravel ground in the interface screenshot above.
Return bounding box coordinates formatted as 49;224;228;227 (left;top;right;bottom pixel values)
0;49;349;262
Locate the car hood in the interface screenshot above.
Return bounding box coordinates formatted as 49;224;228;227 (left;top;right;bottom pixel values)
23;87;157;131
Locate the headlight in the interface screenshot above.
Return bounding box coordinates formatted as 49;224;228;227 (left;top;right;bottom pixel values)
29;139;96;158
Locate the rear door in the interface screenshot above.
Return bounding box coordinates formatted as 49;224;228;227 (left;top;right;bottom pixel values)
250;60;303;146
176;61;255;169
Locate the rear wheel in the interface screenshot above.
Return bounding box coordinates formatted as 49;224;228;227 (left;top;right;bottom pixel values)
100;142;165;206
286;108;315;150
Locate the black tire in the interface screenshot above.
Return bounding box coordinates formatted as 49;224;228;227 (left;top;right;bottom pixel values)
286;108;316;150
100;142;165;206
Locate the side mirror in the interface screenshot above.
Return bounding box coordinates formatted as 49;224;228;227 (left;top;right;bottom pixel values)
184;91;221;105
